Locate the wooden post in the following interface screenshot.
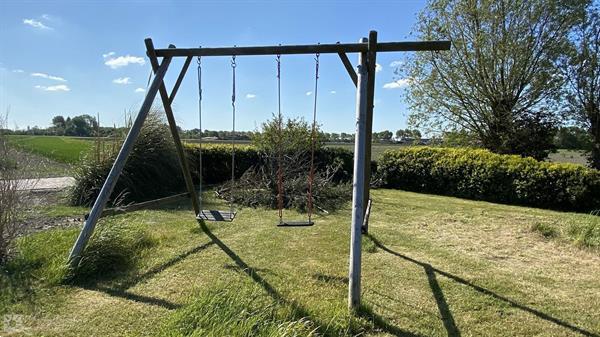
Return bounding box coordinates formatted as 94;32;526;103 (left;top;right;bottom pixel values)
145;39;201;216
362;30;377;234
67;56;172;268
348;37;369;311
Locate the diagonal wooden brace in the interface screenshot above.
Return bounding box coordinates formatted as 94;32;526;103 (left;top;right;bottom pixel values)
145;39;200;216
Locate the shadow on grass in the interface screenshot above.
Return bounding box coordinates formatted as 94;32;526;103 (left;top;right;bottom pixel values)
198;220;422;337
77;240;215;311
367;234;599;337
313;273;349;285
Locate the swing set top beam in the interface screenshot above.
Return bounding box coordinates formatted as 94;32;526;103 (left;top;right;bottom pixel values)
152;40;451;58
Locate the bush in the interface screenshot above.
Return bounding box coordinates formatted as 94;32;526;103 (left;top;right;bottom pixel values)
184;144;356;185
378;147;600;212
185;116;355;212
70;112;185;206
69;218;156;283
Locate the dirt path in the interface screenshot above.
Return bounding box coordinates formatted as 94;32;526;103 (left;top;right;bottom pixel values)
15;176;75;191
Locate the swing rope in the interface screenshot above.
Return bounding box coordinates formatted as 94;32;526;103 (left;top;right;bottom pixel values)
275;52;319;225
276;54;284;224
307;53;319;222
230;55;237;215
197;54;203;208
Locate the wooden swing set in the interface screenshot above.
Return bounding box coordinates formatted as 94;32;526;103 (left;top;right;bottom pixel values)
67;30;450;310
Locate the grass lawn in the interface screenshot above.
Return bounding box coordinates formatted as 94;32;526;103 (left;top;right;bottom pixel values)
7;135;93;164
2;189;599;336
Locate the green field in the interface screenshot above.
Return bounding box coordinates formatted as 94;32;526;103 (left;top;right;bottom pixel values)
548;149;590;166
7;136;594;168
7;135;93;164
2;189;599;336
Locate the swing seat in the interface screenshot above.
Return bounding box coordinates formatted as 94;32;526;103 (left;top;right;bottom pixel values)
277;220;314;227
197;210;236;222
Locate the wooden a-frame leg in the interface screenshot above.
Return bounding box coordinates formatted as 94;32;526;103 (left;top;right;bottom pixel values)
67;56;173;268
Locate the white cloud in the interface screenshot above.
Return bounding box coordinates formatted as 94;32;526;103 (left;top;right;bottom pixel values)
382;78;411;89
23;18;52;30
113;77;131;84
134;87;145;93
245;93;256;99
389;60;404;67
104;55;145;69
102;51;116;59
375;63;382;73
306;91;313;96
330;90;336;94
35;84;70;92
12;69;24;73
31;72;66;82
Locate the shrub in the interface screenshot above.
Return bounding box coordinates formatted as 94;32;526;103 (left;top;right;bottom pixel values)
186;116;354;212
68;217;156;283
184;144;357;185
378;147;600;212
70;112;185;206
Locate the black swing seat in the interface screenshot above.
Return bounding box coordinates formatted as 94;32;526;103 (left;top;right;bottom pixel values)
197;210;236;222
277;220;315;227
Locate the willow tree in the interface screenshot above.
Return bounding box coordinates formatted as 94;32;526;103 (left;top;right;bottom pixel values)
562;4;600;168
403;0;587;159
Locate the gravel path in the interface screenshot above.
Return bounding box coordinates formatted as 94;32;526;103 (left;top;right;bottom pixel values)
15;176;75;191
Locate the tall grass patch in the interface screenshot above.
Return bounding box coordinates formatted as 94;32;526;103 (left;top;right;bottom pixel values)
70;112;185;206
69;216;157;283
162;282;319;337
0;228;76;315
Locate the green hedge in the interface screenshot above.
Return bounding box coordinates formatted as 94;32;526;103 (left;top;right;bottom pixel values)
184;144;358;185
378;147;600;212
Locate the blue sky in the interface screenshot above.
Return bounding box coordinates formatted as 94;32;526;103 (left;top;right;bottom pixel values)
0;0;426;133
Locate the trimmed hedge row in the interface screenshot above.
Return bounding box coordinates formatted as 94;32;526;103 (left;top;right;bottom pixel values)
378;147;600;212
183;143;358;185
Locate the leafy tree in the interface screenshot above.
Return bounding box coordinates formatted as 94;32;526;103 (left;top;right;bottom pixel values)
396;129;422;140
404;0;587;160
561;4;600;168
52;115;66;128
374;130;393;142
252;115;323;154
554;126;593;150
64;114;97;137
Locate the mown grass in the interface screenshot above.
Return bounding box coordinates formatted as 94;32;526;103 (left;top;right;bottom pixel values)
7;135;93;164
1;189;599;336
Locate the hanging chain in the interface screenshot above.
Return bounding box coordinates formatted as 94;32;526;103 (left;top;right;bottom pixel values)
307;52;320;222
276;54;284;223
230;55;237;215
197;54;203;209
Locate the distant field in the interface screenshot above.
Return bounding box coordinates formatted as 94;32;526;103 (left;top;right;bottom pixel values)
326;142;408;160
548;149;589;167
7;135;93;164
8;135;592;168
